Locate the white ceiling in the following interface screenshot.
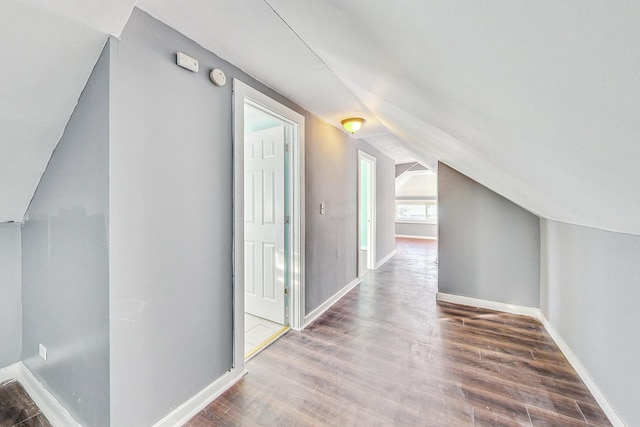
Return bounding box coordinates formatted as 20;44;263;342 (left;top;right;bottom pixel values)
3;1;640;236
396;170;437;200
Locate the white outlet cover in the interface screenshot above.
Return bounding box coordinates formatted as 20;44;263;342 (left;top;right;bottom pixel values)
39;344;47;360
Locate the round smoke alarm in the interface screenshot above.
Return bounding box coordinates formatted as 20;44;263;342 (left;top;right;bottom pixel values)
210;68;227;87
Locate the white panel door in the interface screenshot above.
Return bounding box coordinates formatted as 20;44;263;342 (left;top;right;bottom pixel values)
245;125;286;324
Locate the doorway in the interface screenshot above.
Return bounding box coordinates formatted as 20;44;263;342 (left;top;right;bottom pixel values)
358;151;376;276
233;80;305;369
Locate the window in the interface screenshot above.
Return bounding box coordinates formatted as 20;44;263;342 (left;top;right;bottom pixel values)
395;200;437;223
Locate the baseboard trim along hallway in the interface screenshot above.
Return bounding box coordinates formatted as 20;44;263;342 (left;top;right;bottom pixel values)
152;368;247;427
0;362;82;427
374;249;396;270
185;239;613;425
394;234;437;240
303;277;361;329
537;315;625;426
436;292;540;318
436;292;625;426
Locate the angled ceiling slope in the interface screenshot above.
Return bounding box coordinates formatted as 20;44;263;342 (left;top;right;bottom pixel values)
0;0;136;223
262;0;640;236
5;0;640;237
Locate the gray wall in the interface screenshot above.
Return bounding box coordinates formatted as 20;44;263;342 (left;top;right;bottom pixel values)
304;130;396;313
108;9;394;426
109;11;235;427
395;222;437;239
0;222;22;369
541;219;639;426
304;118;358;313
438;163;540;307
106;9;397;425
21;43;110;427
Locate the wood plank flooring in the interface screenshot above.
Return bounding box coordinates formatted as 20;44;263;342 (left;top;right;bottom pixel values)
186;238;611;426
0;380;51;427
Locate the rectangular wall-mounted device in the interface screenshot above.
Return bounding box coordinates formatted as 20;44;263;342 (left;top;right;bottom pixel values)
177;51;199;72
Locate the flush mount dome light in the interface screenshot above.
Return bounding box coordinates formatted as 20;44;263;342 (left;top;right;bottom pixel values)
341;117;365;134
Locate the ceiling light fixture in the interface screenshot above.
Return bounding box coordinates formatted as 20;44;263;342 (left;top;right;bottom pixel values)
341;117;365;134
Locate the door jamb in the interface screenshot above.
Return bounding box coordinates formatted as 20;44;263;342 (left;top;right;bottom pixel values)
232;79;305;373
358;150;377;273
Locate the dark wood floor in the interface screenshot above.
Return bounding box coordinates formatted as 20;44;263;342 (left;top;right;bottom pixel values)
0;380;51;427
186;238;611;426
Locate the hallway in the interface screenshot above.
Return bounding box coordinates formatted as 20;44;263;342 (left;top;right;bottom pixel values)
186;238;610;426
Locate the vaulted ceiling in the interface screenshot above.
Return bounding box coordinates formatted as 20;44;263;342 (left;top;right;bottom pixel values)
2;1;640;235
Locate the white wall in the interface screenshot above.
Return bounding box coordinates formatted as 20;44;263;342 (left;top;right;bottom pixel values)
396;172;437;198
541;219;640;426
395;222;437;239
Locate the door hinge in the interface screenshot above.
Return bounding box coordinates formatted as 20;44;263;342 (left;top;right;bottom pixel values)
285;215;290;224
285;143;290;153
284;287;289;295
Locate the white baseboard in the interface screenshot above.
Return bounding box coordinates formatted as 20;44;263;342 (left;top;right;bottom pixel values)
436;292;625;426
303;277;361;328
152;368;247;427
6;363;247;427
19;363;81;427
538;316;625;426
395;234;437;240
0;362;20;384
4;363;248;427
375;249;396;269
436;292;540;317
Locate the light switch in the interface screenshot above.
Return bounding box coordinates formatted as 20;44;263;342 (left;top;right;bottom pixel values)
320;203;325;215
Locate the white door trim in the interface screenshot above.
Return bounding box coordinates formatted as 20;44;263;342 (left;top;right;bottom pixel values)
233;79;305;373
358;150;377;272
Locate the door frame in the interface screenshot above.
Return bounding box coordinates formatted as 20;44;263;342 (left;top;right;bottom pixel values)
358;150;377;273
232;79;305;372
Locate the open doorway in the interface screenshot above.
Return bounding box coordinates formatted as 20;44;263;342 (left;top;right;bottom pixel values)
233;80;305;368
243;108;289;359
358;151;376;276
394;163;438;241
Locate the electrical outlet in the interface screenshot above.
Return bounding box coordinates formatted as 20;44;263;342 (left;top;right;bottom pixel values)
39;344;47;360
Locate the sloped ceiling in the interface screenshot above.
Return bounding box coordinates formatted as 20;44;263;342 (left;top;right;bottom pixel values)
3;1;640;236
260;0;640;235
0;0;135;223
396;170;438;200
